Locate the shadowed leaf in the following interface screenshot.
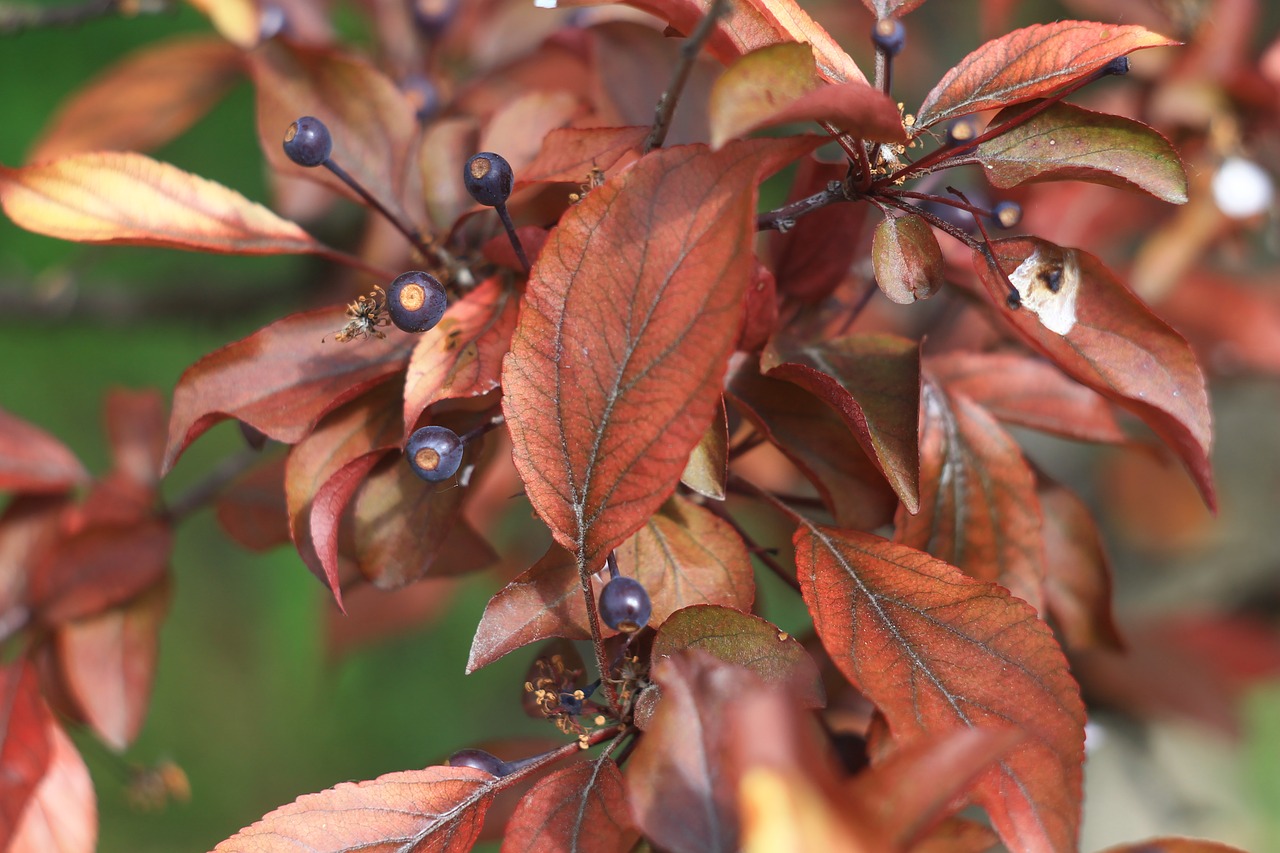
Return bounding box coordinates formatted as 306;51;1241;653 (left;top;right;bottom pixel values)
894;382;1045;609
29;36;242;162
0;409;87;494
765;333;921;513
0;663;53;850
872;214;944;304
164;309;414;472
216;456;291;552
916;21;1178;128
503;139;812;574
0;153;323;254
419;117;479;232
1038;482;1123;651
972;102;1186;203
104;389;167;491
652;605;823;708
519;127;647;186
500;759;636;853
972;238;1213;507
795;524;1085;853
29;520;172;625
8;719;95;853
769;157;867;303
210;766;495;853
680;398;729;500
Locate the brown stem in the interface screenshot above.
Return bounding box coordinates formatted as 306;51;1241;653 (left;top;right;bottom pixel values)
494;203;531;273
321;158;439;264
644;0;727;153
161;447;263;523
756;181;848;232
577;553;621;713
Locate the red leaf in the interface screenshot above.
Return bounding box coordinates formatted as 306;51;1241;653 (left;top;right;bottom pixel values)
971;238;1213;507
915;21;1178;128
927;351;1126;443
769;157;867;304
8;719;95;853
249;42;416;213
403;278;519;435
764;333;921;513
215;456;291;552
652;605;824;709
29;520;172;625
503;139;811;572
104;388;167;490
894;382;1045;609
500;760;637;853
326;577;460;659
518;127;647;186
478;91;586;179
0;409;87;494
861;0;928;16
0;496;68;631
871;213;945;305
0;663;53;849
1038;482;1122;652
304;453;384;610
56;580;169;751
0;153;324;254
795;524;1085;853
210;766;495;853
28;36;242;162
419;117;480;233
164;308;414;472
1098;840;1250;853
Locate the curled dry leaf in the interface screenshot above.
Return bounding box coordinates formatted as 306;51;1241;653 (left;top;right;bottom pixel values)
871;213;945;305
500;759;637;853
794;524;1085;853
210;766;495;853
0;409;88;494
0;153;323;255
915;21;1178;128
971;238;1214;507
972;102;1187;203
503;138;814;574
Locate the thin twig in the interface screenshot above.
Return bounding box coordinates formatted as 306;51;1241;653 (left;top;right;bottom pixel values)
644;0;727;153
702;500;801;593
162;447;264;523
577;554;621;714
322;159;438;263
756;181;849;232
495;203;531;274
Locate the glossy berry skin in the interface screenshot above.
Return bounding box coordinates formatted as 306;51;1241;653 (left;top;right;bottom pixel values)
871;19;905;56
464;152;514;207
447;748;508;776
387;270;447;333
283;116;332;167
992;200;1022;229
406;425;464;483
598;576;652;632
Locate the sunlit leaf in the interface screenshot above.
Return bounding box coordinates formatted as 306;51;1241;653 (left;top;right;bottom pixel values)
519;127;647;186
871;214;944;304
971;102;1186;203
500;760;636;853
764;333;921;513
503;138;813;573
210;766;495;853
916;21;1178;128
795;524;1085;853
0;663;53;850
972;238;1213;507
0;153;323;254
164;309;414;472
186;0;260;48
29;37;242;162
652;605;823;708
8;720;95;853
0;409;87;494
894;382;1044;609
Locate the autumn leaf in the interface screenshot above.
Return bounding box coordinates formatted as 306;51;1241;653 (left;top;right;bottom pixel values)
1038;481;1123;652
7;719;95;853
894;382;1045;609
915;21;1178;128
652;605;824;708
972;238;1214;507
680;398;729;499
28;36;243;162
0;409;87;494
769;158;868;303
795;524;1085;853
764;333;921;513
187;0;260;48
164;308;415;472
518;127;647;187
0;153;324;255
1097;841;1250;853
503;139;812;574
500;760;637;853
871;213;945;304
215;456;291;552
211;766;495;853
0;663;53;850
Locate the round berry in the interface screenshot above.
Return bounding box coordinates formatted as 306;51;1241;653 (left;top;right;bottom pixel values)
464;152;514;207
412;0;459;37
283;116;331;167
406;425;464;482
871;18;905;56
598;576;652;632
387;270;447;333
447;748;507;776
1103;56;1130;76
945;117;979;147
402;74;441;122
991;200;1022;229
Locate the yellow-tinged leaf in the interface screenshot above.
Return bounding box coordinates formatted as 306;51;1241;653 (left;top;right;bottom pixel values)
185;0;260;48
0;152;323;255
739;768;871;853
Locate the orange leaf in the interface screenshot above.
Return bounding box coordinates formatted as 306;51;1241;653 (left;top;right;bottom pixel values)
680;398;729;500
502;139;811;573
0;153;323;254
916;21;1178;128
971;238;1213;508
0;409;87;494
500;760;637;853
795;524;1085;853
518;127;648;187
8;720;95;853
28;36;242;162
210;766;495;853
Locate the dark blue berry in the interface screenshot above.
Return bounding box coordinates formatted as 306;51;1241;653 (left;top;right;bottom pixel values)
447;748;508;776
946;117;980;147
871;19;905;56
412;0;460;38
283;116;331;167
1103;56;1130;76
464;152;514;207
387;270;447;333
402;74;441;122
991;200;1022;229
406;425;464;483
598;576;651;632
